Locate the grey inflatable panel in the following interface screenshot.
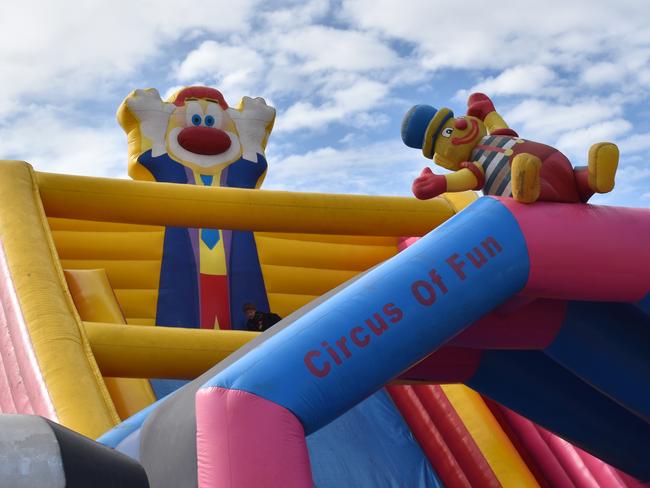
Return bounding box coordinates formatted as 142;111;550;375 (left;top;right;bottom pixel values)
0;415;66;488
0;414;149;487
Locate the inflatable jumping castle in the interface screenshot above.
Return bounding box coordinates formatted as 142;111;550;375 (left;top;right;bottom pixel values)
0;86;648;488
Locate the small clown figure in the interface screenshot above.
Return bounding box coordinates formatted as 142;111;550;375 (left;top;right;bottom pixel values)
402;93;619;204
117;86;275;330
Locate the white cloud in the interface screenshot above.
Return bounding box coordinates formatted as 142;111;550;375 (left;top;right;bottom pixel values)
639;69;650;87
341;0;650;98
618;132;650;154
555;119;632;158
162;85;186;101
274;26;400;73
331;79;390;111
463;65;557;97
175;41;265;102
0;1;259;113
504;99;624;141
275;78;390;132
0;107;126;178
275;101;338;132
344;0;648;62
615;165;650;185
171;19;401;127
580;62;625;86
262;0;330;29
264;139;423;195
580;162;650;207
176;41;264;82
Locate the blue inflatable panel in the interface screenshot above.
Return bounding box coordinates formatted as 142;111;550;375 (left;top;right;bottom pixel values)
545;301;650;423
97;398;166;448
228;230;269;330
307;389;442;488
638;293;650;316
204;197;529;433
150;378;189;400
467;350;650;481
156;226;200;328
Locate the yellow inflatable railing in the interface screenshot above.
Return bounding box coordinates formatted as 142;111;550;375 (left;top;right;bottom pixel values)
0;160;476;437
36;170;460;235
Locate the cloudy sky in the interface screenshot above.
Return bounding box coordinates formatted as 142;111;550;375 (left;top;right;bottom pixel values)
1;0;649;207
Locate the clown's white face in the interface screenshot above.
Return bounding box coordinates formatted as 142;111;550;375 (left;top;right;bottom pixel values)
166;99;242;172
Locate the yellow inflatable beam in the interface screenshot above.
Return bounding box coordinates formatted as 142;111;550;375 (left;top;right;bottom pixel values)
0;161;119;437
64;268;157;419
84;322;258;379
36;171;466;236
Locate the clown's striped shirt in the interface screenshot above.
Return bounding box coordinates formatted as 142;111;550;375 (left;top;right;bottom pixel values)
470;135;522;196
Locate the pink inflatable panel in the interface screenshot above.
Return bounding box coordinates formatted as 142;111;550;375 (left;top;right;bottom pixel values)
0;239;56;419
452;297;567;349
196;386;313;488
499;199;650;302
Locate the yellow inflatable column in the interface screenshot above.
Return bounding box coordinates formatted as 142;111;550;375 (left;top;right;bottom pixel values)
64;269;157;419
0;161;119;437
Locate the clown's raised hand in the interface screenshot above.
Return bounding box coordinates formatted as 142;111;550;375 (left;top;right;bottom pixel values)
117;88;175;157
229;96;276;162
466;93;496;121
412;167;448;200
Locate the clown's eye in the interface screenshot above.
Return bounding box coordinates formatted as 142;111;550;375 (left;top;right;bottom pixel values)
204;115;215;127
191;114;202;126
441;127;453;138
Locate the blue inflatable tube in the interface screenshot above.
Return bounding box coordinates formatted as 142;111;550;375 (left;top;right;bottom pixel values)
203;197;530;433
545;301;650;423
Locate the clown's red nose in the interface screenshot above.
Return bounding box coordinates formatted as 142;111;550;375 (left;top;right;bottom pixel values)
177;127;232;155
454;119;468;130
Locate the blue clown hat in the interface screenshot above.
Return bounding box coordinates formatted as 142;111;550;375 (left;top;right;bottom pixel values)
401;104;454;159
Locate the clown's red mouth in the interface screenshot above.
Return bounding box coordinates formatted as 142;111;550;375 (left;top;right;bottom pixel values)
177;126;232;155
451;118;479;146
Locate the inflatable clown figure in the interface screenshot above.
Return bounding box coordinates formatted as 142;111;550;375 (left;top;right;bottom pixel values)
117;86;275;332
402;93;619;204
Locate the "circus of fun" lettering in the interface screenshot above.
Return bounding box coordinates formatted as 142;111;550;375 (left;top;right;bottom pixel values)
303;236;503;378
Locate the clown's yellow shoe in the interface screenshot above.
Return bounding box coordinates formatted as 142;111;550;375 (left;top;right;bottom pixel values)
588;142;619;193
511;153;541;204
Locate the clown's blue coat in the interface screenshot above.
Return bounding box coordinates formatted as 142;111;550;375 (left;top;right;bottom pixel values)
137;150;270;331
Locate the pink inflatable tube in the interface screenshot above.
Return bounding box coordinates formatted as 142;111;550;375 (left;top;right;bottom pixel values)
495;404;574;487
497;402;643;488
536;426;600;488
195;387;313;488
577;447;647;488
499;199;650;302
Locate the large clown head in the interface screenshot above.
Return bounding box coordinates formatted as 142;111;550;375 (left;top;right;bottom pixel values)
401;105;487;171
165;86;242;172
118;85;275;182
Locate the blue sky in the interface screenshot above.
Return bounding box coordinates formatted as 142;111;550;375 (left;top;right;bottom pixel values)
1;0;649;207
